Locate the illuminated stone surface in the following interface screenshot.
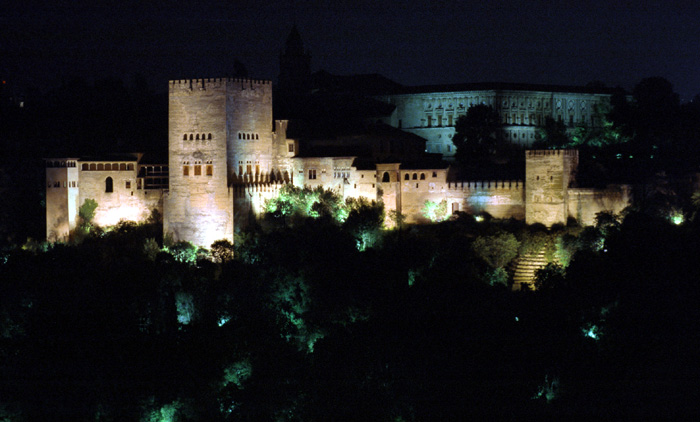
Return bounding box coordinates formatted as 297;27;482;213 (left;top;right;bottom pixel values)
376;86;618;160
45;85;632;246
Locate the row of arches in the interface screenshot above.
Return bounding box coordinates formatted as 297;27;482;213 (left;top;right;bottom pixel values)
45;161;77;168
238;132;259;140
82;163;134;171
183;133;212;141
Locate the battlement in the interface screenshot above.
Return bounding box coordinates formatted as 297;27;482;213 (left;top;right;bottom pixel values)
447;180;523;191
527;149;578;157
169;78;272;92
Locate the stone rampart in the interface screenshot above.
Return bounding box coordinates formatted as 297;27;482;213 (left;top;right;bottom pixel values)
399;179;525;223
568;185;632;226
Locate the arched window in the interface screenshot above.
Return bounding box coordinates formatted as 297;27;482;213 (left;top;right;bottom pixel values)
97;163;104;171
420;173;426;180
412;173;417;180
196;134;199;140
404;173;409;180
255;134;259;140
120;163;126;171
183;134;187;140
90;163;96;171
82;163;88;170
127;163;134;170
382;172;390;183
208;133;212;140
105;163;111;171
105;177;113;193
189;134;194;140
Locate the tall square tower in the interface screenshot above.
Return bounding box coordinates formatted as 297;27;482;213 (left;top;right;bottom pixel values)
164;78;274;247
525;150;578;226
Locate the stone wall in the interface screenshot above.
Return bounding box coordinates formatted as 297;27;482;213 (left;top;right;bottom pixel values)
446;180;525;220
45;158;165;242
568;186;632;226
78;165;162;228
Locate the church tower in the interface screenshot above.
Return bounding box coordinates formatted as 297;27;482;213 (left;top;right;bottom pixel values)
278;25;311;95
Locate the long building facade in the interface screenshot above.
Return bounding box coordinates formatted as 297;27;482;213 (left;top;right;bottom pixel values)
374;83;618;159
45;75;631;246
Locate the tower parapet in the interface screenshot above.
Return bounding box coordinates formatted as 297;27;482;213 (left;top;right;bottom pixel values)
169;78;272;93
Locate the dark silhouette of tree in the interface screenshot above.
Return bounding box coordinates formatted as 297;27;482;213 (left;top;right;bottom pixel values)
453;104;504;165
534;116;570;148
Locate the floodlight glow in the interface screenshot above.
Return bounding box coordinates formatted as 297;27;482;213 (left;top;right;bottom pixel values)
581;323;600;340
670;212;684;225
475;215;484;222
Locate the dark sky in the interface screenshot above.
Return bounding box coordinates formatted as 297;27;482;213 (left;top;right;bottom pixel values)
5;1;700;100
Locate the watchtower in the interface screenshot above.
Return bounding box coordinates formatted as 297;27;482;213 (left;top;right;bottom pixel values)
525;150;578;226
45;159;80;242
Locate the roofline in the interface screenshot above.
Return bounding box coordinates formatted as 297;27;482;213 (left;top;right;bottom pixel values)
385;81;623;96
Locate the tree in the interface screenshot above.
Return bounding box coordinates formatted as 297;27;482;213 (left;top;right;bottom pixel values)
629;77;681;156
570;104;629;148
210;239;235;263
534;116;570;148
264;184;347;226
343;198;385;250
422;200;449;223
78;198;98;224
472;232;520;269
453;104;504;165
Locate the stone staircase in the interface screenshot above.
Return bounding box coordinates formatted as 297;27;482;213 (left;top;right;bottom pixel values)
512;247;548;291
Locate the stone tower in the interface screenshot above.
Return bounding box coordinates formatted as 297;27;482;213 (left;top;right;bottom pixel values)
525;149;578;226
165;78;274;247
45;159;80;242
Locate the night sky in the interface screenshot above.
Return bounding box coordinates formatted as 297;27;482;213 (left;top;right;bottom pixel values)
5;1;700;100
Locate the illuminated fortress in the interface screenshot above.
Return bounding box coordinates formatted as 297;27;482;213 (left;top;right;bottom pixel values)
44;30;632;245
45;90;631;245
